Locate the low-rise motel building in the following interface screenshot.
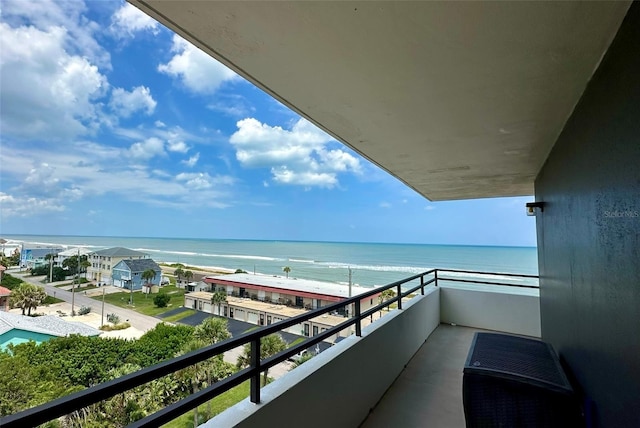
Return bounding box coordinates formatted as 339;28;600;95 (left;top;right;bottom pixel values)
184;273;381;343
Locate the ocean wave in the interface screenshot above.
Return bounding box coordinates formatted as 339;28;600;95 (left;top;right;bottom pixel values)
133;248;285;262
288;258;315;263
8;240;102;250
320;261;430;274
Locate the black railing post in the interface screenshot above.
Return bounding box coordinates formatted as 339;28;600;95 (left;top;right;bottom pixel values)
434;269;439;287
420;275;425;295
250;338;260;403
396;284;402;310
355;300;362;337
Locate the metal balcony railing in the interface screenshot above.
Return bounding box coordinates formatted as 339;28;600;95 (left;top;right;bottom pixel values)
0;269;538;428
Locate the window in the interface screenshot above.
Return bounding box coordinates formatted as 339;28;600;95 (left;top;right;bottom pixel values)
229;308;234;319
313;326;318;336
198;301;203;310
304;323;309;337
260;314;265;325
295;296;304;307
267;315;272;325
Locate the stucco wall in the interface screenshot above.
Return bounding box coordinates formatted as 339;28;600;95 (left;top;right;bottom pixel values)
535;4;640;427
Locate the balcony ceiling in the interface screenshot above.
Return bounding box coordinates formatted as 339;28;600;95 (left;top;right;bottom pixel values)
131;1;630;200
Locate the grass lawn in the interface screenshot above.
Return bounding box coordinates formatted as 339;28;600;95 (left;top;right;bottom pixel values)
163;309;197;323
162;381;249;428
92;285;186;317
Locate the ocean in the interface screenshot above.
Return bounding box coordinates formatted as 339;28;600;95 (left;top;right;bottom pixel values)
2;235;538;288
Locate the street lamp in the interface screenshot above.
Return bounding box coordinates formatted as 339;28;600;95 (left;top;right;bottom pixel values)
128;278;133;306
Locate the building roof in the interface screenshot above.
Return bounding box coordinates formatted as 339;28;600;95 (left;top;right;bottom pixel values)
0;311;101;337
0;286;11;297
91;247;148;257
115;258;161;273
204;273;376;301
23;248;62;259
186;292;348;327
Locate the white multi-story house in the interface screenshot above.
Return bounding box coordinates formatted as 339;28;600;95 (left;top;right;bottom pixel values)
86;247;149;285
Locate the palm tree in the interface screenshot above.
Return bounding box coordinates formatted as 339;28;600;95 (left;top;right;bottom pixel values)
211;291;227;316
194;317;231;344
184;270;194;283
173;267;184;284
142;269;156;285
236;333;287;386
283;266;291;278
10;283;47;315
380;289;396;312
80;256;91;280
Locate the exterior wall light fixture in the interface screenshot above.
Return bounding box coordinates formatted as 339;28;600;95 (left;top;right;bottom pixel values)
526;202;545;216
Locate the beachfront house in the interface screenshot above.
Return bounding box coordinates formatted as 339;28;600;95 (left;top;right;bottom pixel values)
86;247;149;285
111;259;161;291
19;247;62;270
7;3;639;428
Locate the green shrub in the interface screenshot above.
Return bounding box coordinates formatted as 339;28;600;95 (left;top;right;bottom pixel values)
106;313;120;324
153;293;171;308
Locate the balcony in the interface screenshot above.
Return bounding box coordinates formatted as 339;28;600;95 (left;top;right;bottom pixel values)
1;269;539;428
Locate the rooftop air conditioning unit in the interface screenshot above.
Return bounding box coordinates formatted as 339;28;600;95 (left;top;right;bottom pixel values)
463;333;582;428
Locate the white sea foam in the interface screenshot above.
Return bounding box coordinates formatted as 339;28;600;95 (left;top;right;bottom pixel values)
134;248;284;262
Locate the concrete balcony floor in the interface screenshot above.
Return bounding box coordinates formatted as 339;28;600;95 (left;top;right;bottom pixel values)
361;324;480;428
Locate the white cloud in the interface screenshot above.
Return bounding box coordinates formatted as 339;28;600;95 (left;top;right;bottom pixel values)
110;2;159;38
1;144;236;216
110;86;157;118
230;118;361;188
176;172;234;190
182;153;200;168
0;192;66;218
1;0;110;68
167;140;190;153
0;22;108;140
158;34;238;94
380;202;392;208
129;137;166;159
424;205;435;211
154;120;166;128
271;168;338;188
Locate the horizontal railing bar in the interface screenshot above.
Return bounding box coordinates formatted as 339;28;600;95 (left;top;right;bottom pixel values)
1;268;537;427
437;268;539;279
438;277;539;289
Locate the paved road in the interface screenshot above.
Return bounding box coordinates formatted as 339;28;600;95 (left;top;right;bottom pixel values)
15;272;162;332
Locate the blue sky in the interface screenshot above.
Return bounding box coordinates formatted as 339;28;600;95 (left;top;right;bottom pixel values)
0;0;536;247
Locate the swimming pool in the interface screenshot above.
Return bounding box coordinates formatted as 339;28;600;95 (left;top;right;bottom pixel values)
0;329;57;351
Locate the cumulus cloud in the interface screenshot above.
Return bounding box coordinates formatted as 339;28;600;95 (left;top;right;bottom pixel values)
110;2;159;38
182;153;200;167
167;140;190;153
110;86;157;118
229;118;361;188
158;34;238;94
129;137;166;159
0;22;108;140
1;0;110;67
